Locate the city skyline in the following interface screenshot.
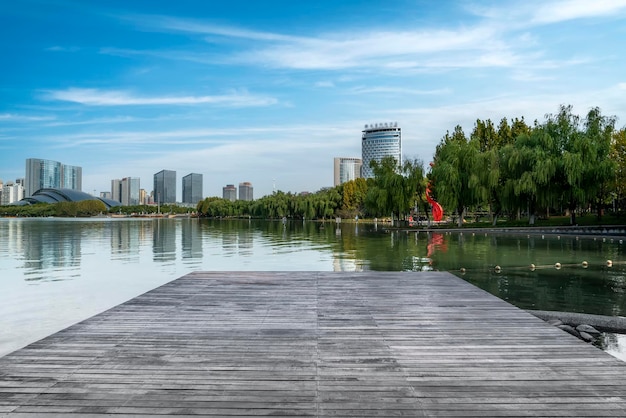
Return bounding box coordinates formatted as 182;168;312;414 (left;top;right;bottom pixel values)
1;1;626;198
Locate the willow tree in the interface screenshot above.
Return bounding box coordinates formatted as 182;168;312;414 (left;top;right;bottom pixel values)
365;156;424;224
431;126;483;227
611;128;626;212
543;105;616;224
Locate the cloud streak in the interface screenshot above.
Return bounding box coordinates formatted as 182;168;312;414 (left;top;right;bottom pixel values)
44;88;278;107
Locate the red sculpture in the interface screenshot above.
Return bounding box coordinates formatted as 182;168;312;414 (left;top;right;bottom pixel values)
426;163;443;222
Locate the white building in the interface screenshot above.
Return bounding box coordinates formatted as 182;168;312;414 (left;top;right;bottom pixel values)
361;122;401;178
1;182;25;205
333;157;362;186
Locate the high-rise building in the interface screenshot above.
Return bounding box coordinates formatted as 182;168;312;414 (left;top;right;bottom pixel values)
238;182;253;201
361;122;401;179
111;178;140;205
333;157;362;186
25;158;82;197
182;173;203;204
222;184;237;202
1;182;24;205
111;179;122;203
154;170;176;204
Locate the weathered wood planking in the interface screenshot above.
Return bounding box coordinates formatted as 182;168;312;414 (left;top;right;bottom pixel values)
1;271;625;417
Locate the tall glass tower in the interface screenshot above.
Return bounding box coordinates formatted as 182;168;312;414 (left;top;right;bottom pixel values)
182;173;203;204
25;158;82;197
154;170;176;204
361;123;401;178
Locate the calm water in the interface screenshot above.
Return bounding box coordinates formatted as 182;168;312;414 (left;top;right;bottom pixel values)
1;218;625;360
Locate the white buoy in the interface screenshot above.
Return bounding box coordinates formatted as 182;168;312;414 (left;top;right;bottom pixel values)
494;266;502;273
582;261;588;268
555;262;562;270
460;267;466;274
530;264;536;271
607;260;613;267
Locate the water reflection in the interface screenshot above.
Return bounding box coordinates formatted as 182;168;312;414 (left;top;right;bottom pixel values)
1;218;626;360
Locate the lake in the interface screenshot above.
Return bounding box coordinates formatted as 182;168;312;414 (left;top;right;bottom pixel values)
1;217;625;360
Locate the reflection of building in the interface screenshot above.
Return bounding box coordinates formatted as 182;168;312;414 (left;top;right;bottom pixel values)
333;157;362;186
110;221;140;257
223;184;237;201
100;191;112;200
153;219;176;261
111;177;140;205
182;173;203;204
23;221;81;274
181;219;203;259
238;182;253;201
154;170;176;204
25;158;82;197
361;123;401;178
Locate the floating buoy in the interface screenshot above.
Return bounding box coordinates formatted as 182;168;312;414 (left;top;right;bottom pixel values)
555;262;562;270
582;261;588;268
542;235;545;239
603;238;606;242
557;235;560;240
460;267;466;274
607;260;613;267
530;264;536;271
494;266;502;273
620;240;623;244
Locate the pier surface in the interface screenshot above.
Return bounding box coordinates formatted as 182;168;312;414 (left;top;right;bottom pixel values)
1;271;625;417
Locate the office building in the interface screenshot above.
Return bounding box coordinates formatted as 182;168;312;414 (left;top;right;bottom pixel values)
238;182;253;201
333;157;362;186
111;177;140;205
361;122;401;179
182;173;203;204
154;170;176;204
100;191;112;200
25;158;82;197
1;181;24;205
223;184;237;202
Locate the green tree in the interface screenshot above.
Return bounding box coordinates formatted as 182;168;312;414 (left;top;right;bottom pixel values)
611;128;626;212
431;126;482;227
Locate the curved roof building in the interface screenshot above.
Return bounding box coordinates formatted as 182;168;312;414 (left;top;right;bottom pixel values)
13;188;121;209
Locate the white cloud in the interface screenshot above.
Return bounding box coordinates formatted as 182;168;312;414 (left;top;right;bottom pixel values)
44;88;278;107
315;81;335;88
0;113;55;121
347;86;451;95
531;0;626;24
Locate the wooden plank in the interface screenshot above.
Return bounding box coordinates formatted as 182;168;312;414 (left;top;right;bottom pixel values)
0;271;625;416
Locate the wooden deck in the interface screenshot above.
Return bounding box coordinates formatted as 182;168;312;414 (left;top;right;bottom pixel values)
1;271;625;417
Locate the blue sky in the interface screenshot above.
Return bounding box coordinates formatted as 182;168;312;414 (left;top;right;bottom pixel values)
1;0;626;199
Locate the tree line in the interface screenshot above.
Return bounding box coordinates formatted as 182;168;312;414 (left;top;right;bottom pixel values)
430;105;623;226
196;105;625;225
3;105;623;224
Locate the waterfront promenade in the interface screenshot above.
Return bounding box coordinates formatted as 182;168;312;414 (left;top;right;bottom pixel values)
1;271;625;416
